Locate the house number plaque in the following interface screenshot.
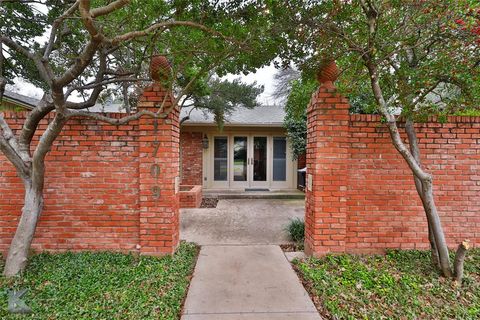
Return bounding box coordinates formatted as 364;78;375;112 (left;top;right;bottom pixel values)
151;120;161;199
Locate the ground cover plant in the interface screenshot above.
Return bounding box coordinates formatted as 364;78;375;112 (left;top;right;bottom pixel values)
293;248;480;320
0;242;198;320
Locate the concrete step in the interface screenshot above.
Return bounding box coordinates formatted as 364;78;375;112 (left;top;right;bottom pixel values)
204;190;305;200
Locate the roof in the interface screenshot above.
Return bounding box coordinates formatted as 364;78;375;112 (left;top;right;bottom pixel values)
3;90;125;113
3;91;286;127
3;90;40;110
180;105;286;127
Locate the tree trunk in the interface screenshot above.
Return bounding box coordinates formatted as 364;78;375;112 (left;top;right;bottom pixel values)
364;62;453;277
419;178;453;277
3;182;44;277
453;240;470;284
405;120;440;268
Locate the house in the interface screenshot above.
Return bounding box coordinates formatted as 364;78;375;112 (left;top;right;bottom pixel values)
2;90;301;192
180;106;300;191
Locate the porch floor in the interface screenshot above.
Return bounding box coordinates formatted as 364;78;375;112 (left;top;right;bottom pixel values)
180;199;305;245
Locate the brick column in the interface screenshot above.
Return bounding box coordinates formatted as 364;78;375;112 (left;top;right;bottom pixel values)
137;79;180;256
304;62;349;256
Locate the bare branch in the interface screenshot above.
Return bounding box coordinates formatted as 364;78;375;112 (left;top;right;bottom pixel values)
69;77;149;92
31;113;68;188
0;135;29;180
18;95;54;155
0;36;54;85
90;0;130;18
0;36;35;59
0;41;6;102
43;0;80;59
112;21;232;45
66;108;168;124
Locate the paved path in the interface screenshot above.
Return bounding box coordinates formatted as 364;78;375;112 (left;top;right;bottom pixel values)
180;199;305;245
181;245;321;320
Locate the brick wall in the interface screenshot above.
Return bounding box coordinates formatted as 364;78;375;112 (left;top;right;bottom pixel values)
0;83;180;255
180;132;203;185
305;85;480;255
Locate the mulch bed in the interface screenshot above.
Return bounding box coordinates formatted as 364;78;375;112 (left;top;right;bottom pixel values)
200;197;218;208
280;243;304;252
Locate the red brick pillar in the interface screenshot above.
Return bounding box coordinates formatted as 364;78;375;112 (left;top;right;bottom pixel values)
304;61;349;256
137;56;180;255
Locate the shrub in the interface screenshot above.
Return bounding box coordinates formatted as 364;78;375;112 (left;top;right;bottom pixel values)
286;217;305;244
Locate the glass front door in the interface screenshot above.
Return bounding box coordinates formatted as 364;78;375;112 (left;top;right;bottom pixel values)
211;134;291;189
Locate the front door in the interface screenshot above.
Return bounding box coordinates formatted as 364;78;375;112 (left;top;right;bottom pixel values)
249;136;268;188
210;133;292;189
230;135;269;188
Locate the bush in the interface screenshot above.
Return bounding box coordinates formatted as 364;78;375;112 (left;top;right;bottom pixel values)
286;217;305;244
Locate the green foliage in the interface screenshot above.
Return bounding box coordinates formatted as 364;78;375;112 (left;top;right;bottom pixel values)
283;78;316;159
454;108;480;116
285;217;305;245
275;0;480;119
1;1;282;109
189;78;263;129
0;242;199;320
294;248;480;319
282;77;376;159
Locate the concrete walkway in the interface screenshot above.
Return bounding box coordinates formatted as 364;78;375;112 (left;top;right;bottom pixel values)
181;245;321;320
180;199;305;245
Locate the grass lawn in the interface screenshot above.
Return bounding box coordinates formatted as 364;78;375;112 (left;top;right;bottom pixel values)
0;242;198;320
294;248;480;320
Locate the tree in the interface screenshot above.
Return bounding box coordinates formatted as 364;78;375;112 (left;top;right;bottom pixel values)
180;77;263;129
277;0;480;282
272;67;301;104
0;0;280;277
282;78;315;159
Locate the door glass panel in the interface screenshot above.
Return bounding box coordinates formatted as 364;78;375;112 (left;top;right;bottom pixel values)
214;137;228;181
253;137;267;181
233;137;247;181
273;137;287;181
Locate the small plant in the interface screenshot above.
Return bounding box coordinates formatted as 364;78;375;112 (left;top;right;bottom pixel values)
285;217;305;245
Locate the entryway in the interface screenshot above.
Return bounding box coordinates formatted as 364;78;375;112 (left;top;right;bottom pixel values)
180;199;305;245
207;133;296;190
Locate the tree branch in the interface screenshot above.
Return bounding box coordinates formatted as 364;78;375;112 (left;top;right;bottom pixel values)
0;41;6;103
31;113;68;189
66;108;168;124
43;0;80;60
18;95;54;156
90;0;130;18
0;135;29;180
112;21;232;45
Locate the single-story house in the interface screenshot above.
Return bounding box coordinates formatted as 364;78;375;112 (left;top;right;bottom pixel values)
180;106;301;191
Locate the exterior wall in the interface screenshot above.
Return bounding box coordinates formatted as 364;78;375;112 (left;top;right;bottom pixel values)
305;84;480;255
180;132;203;185
0;83;180;255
